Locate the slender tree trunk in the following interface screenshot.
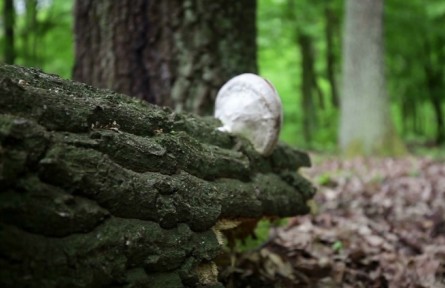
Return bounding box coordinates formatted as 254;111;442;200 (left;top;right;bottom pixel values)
24;0;38;65
3;0;15;64
73;0;257;115
418;101;424;135
431;95;444;144
424;37;445;145
401;96;408;135
325;5;339;108
411;98;419;134
298;33;318;145
286;0;322;146
425;68;444;145
339;0;405;156
401;95;417;136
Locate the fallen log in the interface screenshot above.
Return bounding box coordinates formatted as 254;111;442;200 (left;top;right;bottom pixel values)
0;64;315;287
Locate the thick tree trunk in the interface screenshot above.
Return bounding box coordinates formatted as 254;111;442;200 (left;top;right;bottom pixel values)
3;0;15;64
73;0;257;115
0;64;314;287
339;0;405;156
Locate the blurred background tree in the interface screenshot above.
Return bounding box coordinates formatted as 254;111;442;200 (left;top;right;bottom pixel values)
339;0;405;156
1;0;444;155
3;0;15;64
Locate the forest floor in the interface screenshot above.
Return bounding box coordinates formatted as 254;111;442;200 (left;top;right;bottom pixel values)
219;155;445;288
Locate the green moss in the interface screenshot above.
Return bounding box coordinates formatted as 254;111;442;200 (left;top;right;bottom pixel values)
145;273;183;288
0;64;315;287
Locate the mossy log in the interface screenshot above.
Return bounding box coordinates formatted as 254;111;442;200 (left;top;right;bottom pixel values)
0;65;315;288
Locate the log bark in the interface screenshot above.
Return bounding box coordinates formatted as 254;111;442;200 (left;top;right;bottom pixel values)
0;64;314;287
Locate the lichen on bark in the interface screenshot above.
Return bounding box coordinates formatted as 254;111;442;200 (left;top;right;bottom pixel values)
0;64;315;287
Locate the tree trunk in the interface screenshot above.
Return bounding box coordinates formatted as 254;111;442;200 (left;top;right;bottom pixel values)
424;37;445;145
339;0;405;156
3;0;15;64
73;0;257;115
401;95;412;136
286;0;322;146
324;5;339;108
431;95;444;144
298;33;318;145
425;66;445;145
0;64;314;287
23;0;38;65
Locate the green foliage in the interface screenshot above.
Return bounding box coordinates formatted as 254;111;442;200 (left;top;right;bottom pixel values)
331;240;343;252
409;143;445;160
258;0;444;153
385;0;445;146
233;219;288;252
315;172;333;186
1;0;74;78
258;0;340;149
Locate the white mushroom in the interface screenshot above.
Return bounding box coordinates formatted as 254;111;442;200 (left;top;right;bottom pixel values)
214;73;283;156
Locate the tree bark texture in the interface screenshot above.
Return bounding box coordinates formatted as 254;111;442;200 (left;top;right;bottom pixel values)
0;64;314;287
339;0;405;156
73;0;257;116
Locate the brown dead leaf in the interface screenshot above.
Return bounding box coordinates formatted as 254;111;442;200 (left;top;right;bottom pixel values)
219;156;445;288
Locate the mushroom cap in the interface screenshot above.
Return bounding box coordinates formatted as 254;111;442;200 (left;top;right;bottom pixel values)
214;73;283;156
